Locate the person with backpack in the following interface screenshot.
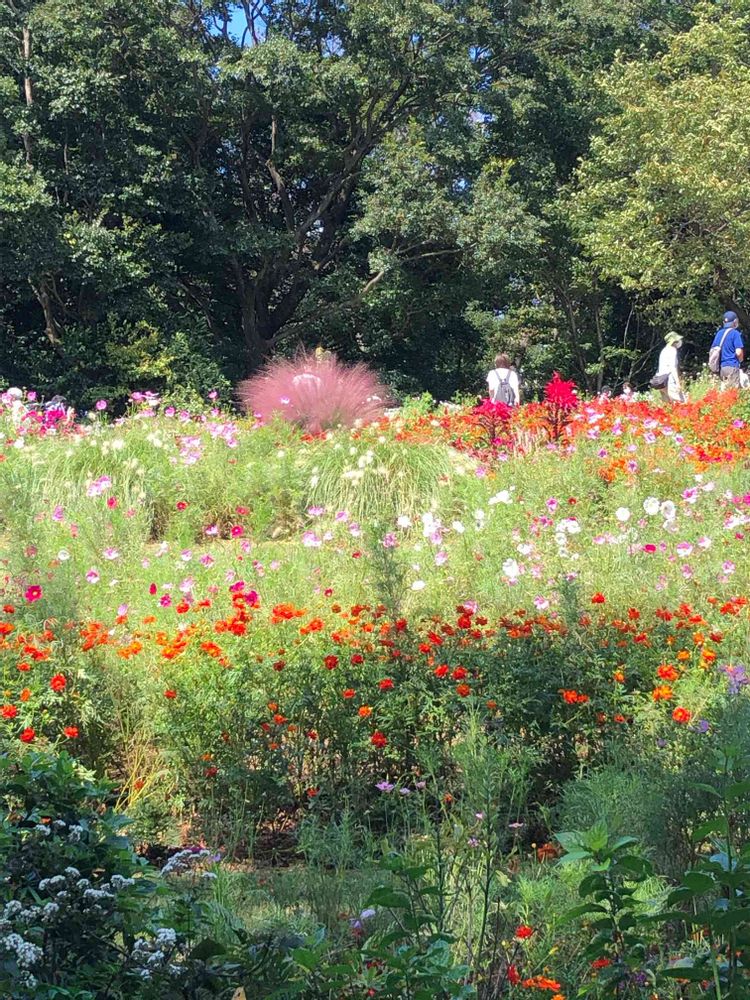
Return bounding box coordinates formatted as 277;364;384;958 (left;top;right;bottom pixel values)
709;311;744;386
487;354;520;406
650;332;686;404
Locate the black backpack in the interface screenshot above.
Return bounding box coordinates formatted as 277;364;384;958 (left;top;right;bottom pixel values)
491;370;515;406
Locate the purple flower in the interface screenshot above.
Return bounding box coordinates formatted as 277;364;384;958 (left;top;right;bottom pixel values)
376;781;395;793
720;663;749;695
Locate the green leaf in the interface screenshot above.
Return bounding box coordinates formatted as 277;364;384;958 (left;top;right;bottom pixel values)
366;887;412;910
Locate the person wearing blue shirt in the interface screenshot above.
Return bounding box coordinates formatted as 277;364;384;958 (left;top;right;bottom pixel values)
711;311;745;387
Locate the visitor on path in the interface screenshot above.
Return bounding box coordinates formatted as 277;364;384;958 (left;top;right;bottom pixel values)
651;332;686;404
620;382;635;403
709;311;744;387
487;354;520;406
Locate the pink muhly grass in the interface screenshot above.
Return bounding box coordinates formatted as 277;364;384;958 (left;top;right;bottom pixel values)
238;352;391;433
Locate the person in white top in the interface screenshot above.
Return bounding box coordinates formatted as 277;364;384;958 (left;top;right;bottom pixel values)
486;353;521;406
655;332;686;403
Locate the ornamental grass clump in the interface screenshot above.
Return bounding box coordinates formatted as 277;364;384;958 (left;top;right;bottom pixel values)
238;351;391;434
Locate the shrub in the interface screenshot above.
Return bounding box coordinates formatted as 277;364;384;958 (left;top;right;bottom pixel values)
0;749;238;998
238;351;391;433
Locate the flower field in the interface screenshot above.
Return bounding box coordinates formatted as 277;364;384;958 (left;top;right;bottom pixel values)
4;382;750;997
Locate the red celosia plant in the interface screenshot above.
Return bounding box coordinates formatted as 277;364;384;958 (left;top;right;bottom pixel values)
543;372;579;441
473;398;513;451
238;351;391;434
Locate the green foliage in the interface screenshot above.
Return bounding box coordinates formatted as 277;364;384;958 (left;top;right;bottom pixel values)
574;2;750;329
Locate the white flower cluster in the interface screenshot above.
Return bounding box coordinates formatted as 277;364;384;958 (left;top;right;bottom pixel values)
130;927;183;981
159;847;210;877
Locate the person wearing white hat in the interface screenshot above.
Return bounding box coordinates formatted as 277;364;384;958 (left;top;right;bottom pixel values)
651;332;686;403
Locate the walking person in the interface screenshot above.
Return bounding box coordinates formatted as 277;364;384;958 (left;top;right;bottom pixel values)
651;332;686;404
709;311;744;387
486;354;520;406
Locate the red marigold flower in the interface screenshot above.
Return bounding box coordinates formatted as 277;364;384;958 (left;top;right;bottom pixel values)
50;673;67;693
63;726;79;739
24;585;42;603
657;663;679;682
508;966;521;986
452;666;468;681
560;689;589;705
351;653;364;665
433;664;449;678
164;689;177;699
515;925;534;940
204;766;218;777
591;592;606;604
324;654;339;670
176;501;188;511
342;688;356;699
378;678;394;691
2;704;18;719
370;730;387;749
672;707;692;724
592;958;612;969
19;727;35;743
456;683;471;697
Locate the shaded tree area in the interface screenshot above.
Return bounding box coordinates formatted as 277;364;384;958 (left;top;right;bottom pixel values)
0;0;728;406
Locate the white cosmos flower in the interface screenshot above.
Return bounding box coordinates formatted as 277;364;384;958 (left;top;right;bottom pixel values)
615;507;631;523
643;497;660;516
411;580;426;591
660;500;676;523
502;558;521;580
488;490;512;505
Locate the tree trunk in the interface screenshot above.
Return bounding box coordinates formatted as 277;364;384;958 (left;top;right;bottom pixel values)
30;278;63;348
21;25;33;165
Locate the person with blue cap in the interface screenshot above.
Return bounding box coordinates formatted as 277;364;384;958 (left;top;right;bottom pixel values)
709;311;744;386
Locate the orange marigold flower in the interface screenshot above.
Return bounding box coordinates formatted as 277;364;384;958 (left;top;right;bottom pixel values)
456;683;471;697
612;670;625;684
652;685;673;702
522;975;562;991
358;705;373;718
672;707;692;724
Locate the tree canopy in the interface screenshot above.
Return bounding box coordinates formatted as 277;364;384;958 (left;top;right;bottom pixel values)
3;0;737;406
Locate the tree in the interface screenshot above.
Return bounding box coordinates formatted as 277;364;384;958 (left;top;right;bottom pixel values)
574;0;750;331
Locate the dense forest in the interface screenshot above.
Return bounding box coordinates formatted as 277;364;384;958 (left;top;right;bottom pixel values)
1;0;747;405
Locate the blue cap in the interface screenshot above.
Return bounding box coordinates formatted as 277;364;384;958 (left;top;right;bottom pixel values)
724;311;738;323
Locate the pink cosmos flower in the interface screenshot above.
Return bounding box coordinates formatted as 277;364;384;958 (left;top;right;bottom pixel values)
24;585;42;603
86;568;100;584
95;400;107;411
